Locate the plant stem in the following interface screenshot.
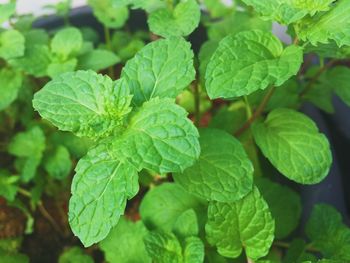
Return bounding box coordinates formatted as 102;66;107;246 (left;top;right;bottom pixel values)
234;86;275;137
246;256;255;263
104;26;115;79
18;188;65;238
299;59;336;98
293;37;299;45
243;96;253;118
193;82;200;127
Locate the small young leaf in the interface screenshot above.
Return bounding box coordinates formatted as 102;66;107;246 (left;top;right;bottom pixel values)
88;0;129;28
119;98;200;174
130;0;166;13
140;183;206;232
121;37;195;106
184;236;205;263
144;231;183;263
8;126;46;182
51;27;83;60
0;68;23;111
69;142;139;247
206;187;274;260
255;177;301;239
306;204;350;260
148;0;200;38
100;217;151;263
33;71;132;139
172;209;199;239
78;49;120;71
9;45;51;77
58;247;93;263
44;145;72;180
47;58;77;78
296;0;350;47
174;128;253;202
0;170;19;202
0;30;25;61
242;0;335;24
252;108;332;184
205;30;303;99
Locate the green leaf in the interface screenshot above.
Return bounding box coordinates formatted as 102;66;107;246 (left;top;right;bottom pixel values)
88;0;129;28
0;249;29;263
148;0;200;38
58;247;93;263
305;41;350;59
121;37;195;106
184;237;205;263
140;183;206;232
206;187;275;260
51;27;83;60
100;217;151;263
44;145;72;180
130;0;166;12
172;209;199;239
242;0;335;24
78;49;120;71
33;70;132;139
255;177;301;239
69;142;139;247
144;231;183;263
0;170;19;202
0;30;25;61
9;45;51;77
284;239;317;263
306;204;350;260
0;68;23;111
296;0;350;47
0;2;16;24
111;31;145;61
252;108;332;184
207;12;272;41
205;30;303;99
8;126;46;182
203;0;233;18
174;128;253;202
304;81;334;113
327;66;350;107
118;98;200;174
47;58;77;78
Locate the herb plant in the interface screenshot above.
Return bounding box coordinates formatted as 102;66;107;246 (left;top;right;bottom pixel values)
1;0;350;262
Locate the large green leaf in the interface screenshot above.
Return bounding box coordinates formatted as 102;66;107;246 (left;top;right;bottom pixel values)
0;30;25;61
121;37;195;106
100;217;151;263
255;177;301;239
33;71;132;139
327;66;350;107
306;204;350;260
148;0;200;38
206;187;274;260
0;68;23;111
252;108;332;184
69;142;139;247
140;183;206;232
296;0;350;47
174;128;253;202
118;98;200;174
242;0;335;24
172;209;199;239
205;30;303;99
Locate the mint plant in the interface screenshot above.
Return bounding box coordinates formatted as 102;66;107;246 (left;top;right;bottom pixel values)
1;0;350;262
